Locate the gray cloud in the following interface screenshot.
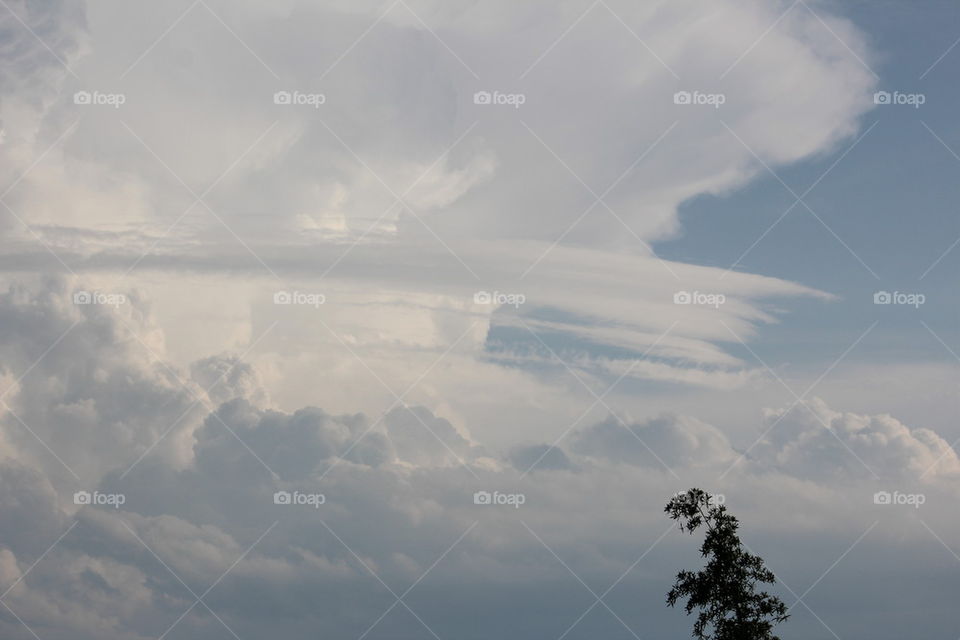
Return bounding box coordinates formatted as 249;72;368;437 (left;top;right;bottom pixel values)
0;278;954;639
508;443;577;472
571;413;737;469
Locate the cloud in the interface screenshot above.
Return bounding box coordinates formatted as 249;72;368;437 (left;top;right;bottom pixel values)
2;1;950;637
195;398;393;478
0;460;65;557
0;282;956;638
0;0;877;399
384;405;487;467
16;0;873;246
508;443;576;472
0;279;204;483
751;397;960;480
0;0;86;141
5;385;953;639
189;354;270;406
571;413;737;470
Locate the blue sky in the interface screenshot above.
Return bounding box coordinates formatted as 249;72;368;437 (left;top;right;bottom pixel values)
661;0;960;364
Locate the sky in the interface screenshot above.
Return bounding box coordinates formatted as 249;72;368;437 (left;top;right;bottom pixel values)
0;0;958;638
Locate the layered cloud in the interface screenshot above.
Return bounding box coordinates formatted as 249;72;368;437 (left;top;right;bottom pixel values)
0;0;877;390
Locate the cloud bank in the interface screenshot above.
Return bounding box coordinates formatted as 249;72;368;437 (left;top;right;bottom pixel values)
0;279;956;639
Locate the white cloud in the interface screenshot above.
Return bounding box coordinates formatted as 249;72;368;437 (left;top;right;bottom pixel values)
0;0;872;387
752;397;960;480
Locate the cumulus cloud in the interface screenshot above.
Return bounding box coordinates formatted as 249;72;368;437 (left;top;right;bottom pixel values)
384;405;487;468
0;306;952;638
0;280;955;639
571;413;738;470
751;397;960;480
189;354;270;407
4;391;955;638
196;398;393;478
0;460;65;557
508;443;577;472
0;279;203;484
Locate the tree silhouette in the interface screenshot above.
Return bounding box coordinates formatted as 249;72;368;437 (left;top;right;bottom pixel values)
665;488;789;640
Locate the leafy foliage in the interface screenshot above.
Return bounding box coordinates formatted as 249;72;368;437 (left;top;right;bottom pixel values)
665;488;789;640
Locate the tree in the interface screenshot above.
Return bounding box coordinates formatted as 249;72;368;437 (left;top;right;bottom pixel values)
665;488;789;640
